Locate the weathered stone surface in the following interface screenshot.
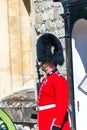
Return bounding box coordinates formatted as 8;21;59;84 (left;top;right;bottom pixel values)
0;89;37;123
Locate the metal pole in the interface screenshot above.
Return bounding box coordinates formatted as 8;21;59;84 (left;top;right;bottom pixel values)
64;3;76;130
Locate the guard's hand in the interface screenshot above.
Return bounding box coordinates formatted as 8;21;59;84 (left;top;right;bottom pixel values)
52;125;61;130
31;103;37;111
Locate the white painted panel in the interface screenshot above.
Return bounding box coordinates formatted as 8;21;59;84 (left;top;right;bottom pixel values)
72;19;87;130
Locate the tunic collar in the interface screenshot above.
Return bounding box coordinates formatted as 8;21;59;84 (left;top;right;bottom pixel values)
47;68;58;76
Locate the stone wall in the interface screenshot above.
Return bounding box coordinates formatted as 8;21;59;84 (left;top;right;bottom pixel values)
0;0;35;99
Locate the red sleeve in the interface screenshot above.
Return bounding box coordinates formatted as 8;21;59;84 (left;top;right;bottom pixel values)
53;75;69;127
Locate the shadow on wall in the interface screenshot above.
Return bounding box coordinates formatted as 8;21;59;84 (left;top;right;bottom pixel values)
23;0;31;15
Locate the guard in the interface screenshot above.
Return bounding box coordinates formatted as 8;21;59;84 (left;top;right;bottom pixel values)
36;33;70;130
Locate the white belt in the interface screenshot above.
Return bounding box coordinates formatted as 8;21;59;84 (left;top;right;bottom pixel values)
37;104;56;111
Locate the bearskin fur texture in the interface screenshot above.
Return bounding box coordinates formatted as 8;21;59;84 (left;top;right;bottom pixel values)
36;33;64;65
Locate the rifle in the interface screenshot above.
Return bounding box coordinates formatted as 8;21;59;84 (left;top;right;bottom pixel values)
36;60;41;91
30;60;41;119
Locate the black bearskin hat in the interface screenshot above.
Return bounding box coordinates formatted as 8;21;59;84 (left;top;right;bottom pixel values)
36;33;64;65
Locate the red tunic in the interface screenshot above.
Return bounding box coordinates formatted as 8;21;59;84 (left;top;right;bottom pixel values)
37;71;70;130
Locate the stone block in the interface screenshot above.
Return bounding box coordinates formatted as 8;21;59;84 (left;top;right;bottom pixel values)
0;89;37;123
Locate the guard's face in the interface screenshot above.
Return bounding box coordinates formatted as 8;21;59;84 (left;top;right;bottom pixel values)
40;62;50;72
